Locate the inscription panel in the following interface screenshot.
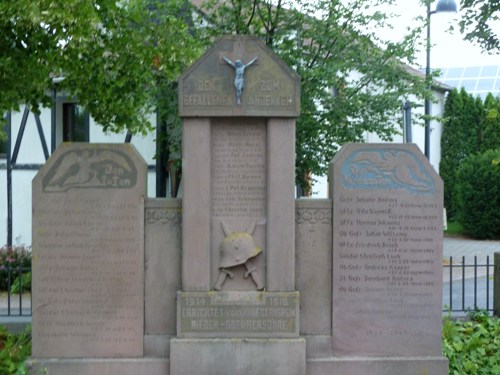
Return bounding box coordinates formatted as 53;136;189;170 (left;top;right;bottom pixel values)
177;292;299;337
331;145;443;357
211;119;266;218
32;144;146;358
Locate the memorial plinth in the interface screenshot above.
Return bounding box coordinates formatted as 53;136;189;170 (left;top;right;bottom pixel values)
32;144;146;358
28;144;168;374
328;143;448;373
174;35;305;375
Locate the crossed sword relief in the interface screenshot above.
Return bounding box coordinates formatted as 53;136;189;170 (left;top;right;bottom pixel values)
214;220;264;290
223;55;258;105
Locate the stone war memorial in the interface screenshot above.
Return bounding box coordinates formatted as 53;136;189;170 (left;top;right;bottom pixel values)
28;36;448;374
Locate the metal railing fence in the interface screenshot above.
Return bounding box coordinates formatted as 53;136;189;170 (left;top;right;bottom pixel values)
0;263;32;317
443;255;495;315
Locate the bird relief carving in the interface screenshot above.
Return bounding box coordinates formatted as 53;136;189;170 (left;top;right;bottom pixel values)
341;149;435;195
42;148;137;192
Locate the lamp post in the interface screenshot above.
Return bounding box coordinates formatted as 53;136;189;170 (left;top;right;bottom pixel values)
425;0;457;160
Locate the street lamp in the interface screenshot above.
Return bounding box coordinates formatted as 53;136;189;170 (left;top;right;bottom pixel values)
425;0;457;160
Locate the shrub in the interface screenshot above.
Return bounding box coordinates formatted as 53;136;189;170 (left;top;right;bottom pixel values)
443;310;500;374
440;88;481;220
10;272;31;294
0;246;32;292
454;149;500;239
0;324;31;375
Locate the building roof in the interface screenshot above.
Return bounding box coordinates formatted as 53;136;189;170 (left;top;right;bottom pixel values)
403;63;453;93
435;65;500;100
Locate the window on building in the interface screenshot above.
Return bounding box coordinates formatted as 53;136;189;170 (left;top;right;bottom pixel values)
0;137;7;158
63;103;88;142
0;113;7;157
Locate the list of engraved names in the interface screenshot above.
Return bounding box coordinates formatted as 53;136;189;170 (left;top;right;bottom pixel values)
334;193;441;333
34;194;142;354
211;120;266;218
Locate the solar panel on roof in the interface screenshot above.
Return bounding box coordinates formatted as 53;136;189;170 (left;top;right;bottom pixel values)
476;79;494;91
464;66;482;77
460;79;477;90
435;65;500;98
480;66;498;77
443;79;461;87
446;67;464;79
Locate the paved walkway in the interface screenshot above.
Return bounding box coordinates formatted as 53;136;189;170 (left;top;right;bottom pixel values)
443;236;500;281
444;236;500;260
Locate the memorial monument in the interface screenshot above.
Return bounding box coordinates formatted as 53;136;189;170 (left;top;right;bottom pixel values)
173;34;305;374
28;36;448;375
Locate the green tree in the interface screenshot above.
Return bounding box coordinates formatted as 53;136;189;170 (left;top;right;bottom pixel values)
0;0;201;139
440;88;464;219
481;93;500;152
459;88;482;154
454;148;500;239
440;88;499;220
459;0;500;53
198;0;430;191
440;88;482;219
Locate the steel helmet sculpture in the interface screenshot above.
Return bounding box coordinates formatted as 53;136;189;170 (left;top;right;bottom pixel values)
214;220;263;290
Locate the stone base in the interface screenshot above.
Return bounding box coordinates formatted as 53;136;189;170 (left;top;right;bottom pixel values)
144;334;171;357
170;338;306;375
26;358;169;375
307;356;448;375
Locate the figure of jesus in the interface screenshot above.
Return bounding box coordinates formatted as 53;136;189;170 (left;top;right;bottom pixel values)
223;56;258;105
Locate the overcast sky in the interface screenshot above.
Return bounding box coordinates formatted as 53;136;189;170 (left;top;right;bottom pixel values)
375;0;500;68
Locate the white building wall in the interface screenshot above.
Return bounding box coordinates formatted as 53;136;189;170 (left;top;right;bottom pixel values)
10;109;52;165
10;170;36;246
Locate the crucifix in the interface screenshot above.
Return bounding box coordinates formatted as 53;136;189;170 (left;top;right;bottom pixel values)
223;56;258;105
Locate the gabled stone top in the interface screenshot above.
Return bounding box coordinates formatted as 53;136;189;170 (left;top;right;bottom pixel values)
179;35;300;118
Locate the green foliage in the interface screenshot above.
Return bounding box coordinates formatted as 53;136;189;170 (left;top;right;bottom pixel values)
454;149;500;239
459;0;500;52
440;88;487;220
440;89;465;220
0;325;31;375
0;0;202;137
198;0;429;190
444;221;464;237
0;246;32;292
443;310;500;375
481;94;500;153
10;272;31;294
459;89;482;160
